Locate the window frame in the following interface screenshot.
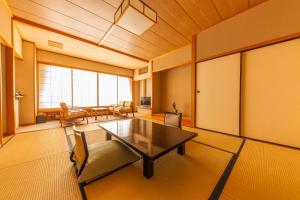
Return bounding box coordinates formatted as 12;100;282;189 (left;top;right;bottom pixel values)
37;62;133;112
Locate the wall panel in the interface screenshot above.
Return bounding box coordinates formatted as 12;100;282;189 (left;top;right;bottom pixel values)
0;0;12;47
196;0;300;61
242;39;300;148
15;41;36;125
196;53;240;135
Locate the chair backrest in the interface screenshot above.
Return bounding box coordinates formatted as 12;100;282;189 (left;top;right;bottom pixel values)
124;101;132;107
73;126;89;176
118;101;125;106
60;102;69;118
164;112;182;128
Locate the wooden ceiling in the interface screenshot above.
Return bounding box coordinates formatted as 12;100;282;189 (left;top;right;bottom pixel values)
7;0;267;61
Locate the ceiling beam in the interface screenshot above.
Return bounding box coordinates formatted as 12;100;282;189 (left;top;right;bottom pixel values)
13;16;149;62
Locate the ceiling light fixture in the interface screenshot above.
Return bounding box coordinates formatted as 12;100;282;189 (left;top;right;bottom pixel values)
98;0;157;45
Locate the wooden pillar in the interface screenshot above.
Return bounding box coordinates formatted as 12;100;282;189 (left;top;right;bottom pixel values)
0;46;3;143
191;35;196;128
5;46;15;135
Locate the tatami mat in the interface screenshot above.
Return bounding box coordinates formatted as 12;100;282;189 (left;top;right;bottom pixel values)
85;141;232;200
0;128;68;169
220;140;300;200
189;128;243;154
0;152;81;200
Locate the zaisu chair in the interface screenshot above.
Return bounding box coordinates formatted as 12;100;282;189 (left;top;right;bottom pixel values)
70;126;140;199
164;112;183;129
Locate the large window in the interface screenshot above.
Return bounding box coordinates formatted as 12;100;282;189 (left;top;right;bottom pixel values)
39;64;72;109
98;73;117;106
38;64;132;109
118;76;132;101
73;69;97;107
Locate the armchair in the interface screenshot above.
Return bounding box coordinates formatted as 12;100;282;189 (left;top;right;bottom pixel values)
111;101;134;117
59;102;88;127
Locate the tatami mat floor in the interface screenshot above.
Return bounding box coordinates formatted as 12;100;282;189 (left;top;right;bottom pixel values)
1;117;300;200
220;140;300;200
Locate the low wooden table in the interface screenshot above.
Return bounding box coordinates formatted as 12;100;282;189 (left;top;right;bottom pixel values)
99;118;197;179
90;107;109;120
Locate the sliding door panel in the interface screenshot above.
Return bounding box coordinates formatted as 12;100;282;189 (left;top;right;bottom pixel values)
242;39;300;148
196;53;241;135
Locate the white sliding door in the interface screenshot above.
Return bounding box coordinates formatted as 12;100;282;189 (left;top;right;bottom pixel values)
196;53;241;135
243;39;300;148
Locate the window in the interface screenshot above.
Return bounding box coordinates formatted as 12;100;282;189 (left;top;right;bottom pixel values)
39;64;72;109
98;73;117;106
73;69;97;107
118;76;132;101
38;64;133;109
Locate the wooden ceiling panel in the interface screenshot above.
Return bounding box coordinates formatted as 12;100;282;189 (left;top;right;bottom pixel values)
29;0;112;31
150;17;190;47
67;0;116;22
11;7;100;43
105;34;157;58
7;0;105;38
102;0;122;8
140;30;178;52
102;40;152;60
143;0;201;37
249;0;268;7
8;0;267;62
212;0;249;19
176;0;222;29
110;26;166;56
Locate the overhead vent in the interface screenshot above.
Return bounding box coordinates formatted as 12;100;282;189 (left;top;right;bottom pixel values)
138;66;148;75
48;40;63;49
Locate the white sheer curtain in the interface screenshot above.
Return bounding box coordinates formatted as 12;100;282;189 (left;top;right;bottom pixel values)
98;73;118;106
118;76;132;101
73;69;97;107
39;64;72;108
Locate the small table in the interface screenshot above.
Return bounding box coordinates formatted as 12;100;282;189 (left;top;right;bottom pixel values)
99;118;197;179
91;107;109;120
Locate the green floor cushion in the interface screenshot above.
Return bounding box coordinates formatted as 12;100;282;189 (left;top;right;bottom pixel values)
78;140;140;183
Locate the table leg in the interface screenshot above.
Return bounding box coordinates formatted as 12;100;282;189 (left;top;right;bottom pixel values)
106;132;112;140
143;156;154;179
177;143;185;155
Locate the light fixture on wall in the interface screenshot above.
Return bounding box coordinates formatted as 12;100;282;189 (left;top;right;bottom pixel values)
99;0;157;45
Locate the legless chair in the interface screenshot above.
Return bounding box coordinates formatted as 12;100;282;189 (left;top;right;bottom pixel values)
164;112;182;129
59;102;88;127
71;126;140;199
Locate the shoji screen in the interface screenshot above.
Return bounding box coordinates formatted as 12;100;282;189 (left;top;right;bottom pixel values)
242;39;300;148
196;53;241;135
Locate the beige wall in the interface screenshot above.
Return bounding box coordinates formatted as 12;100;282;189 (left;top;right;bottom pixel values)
146;78;152;97
13;23;23;59
0;1;12;47
134;62;152;81
159;64;191;117
242;38;300;148
15;41;36;125
37;50;133;77
196;0;300;61
152;45;191;72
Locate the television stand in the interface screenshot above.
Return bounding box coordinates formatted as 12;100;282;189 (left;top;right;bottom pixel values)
136;106;152;115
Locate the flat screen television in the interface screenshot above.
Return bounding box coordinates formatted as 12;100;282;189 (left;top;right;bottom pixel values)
140;97;151;106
